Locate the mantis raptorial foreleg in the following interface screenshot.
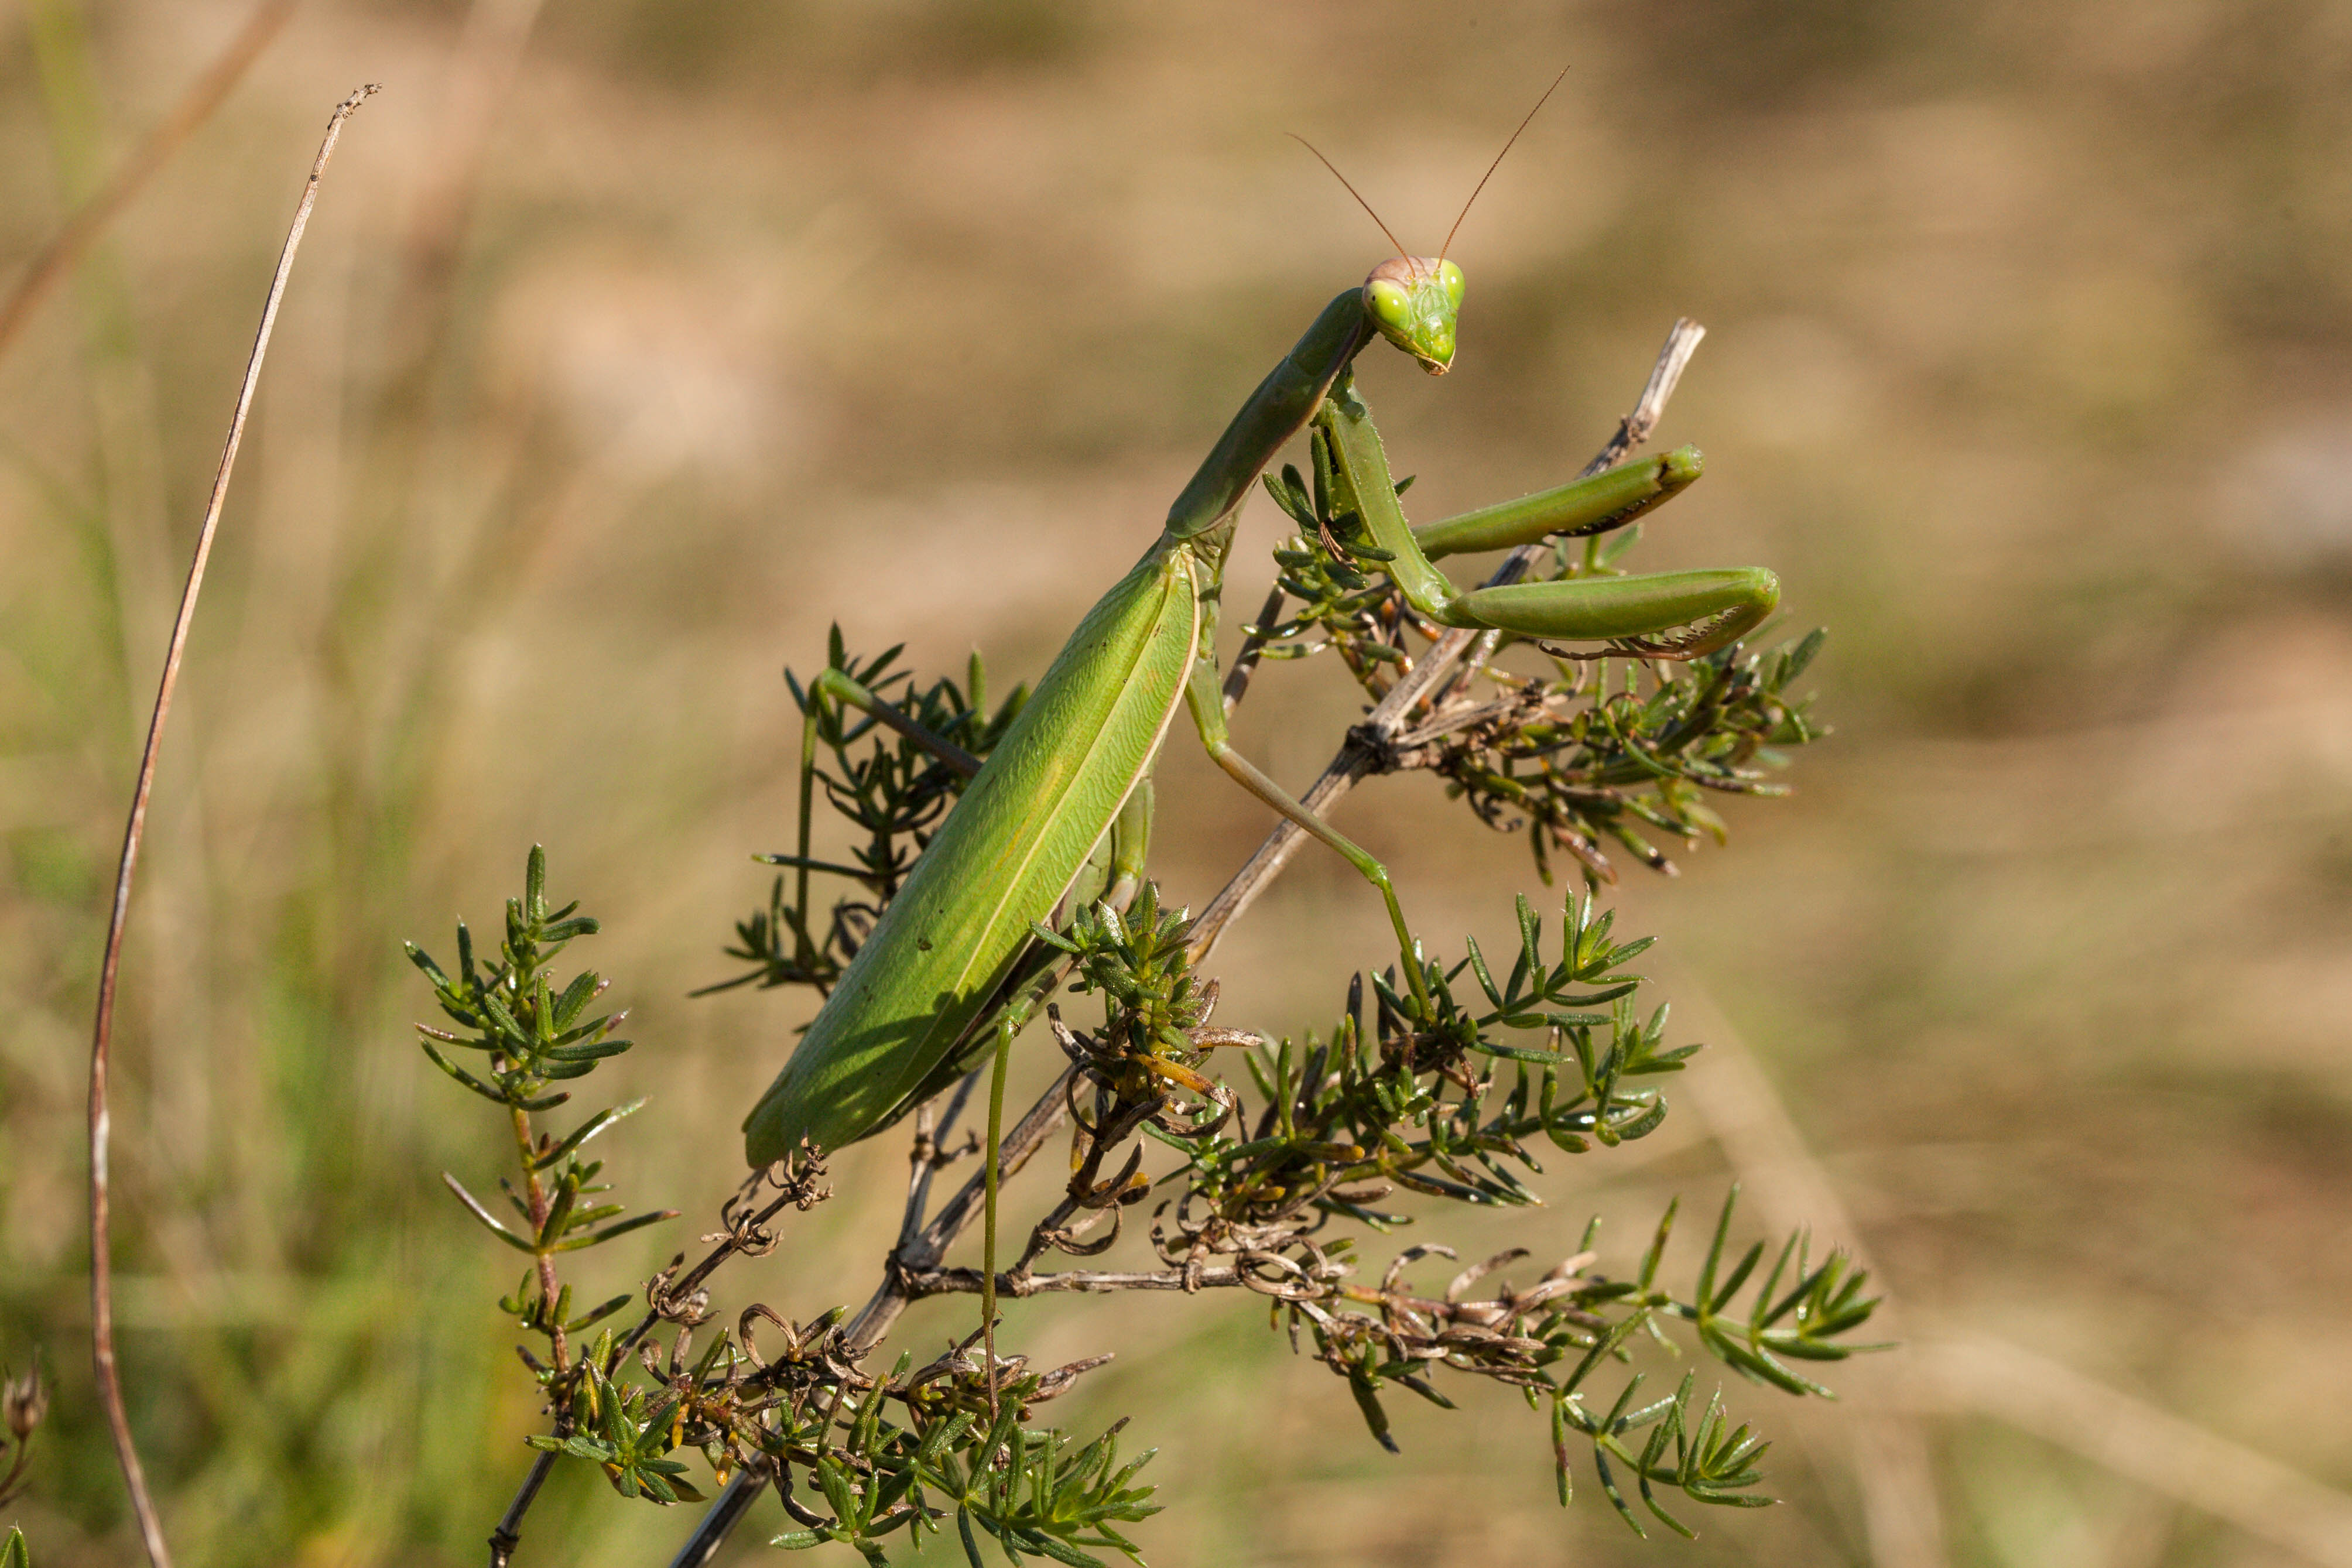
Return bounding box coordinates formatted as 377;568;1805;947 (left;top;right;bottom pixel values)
1161;396;1764;1021
1320;376;1779;658
1410;443;1703;560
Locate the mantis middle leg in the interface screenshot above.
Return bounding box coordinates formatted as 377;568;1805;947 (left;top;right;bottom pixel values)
1179;655;1434;1012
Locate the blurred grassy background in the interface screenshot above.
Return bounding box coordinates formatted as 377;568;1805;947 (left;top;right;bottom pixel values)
2;0;2350;1563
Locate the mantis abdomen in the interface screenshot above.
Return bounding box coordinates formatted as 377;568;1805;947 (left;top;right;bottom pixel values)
743;547;1199;1162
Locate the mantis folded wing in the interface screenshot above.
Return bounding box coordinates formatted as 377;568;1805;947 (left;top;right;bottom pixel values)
742;259;1778;1168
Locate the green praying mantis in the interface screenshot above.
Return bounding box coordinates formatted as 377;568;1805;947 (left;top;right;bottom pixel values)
740;111;1780;1173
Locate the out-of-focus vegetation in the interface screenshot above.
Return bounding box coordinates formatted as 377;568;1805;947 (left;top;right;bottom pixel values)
2;0;2350;1564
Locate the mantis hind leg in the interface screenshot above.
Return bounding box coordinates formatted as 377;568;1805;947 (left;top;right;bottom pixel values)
1180;660;1433;1015
806;666;984;778
1060;776;1154;922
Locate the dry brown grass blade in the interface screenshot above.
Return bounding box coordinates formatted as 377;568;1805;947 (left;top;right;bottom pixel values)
1675;977;2352;1564
1908;1337;2352;1566
390;0;550;369
0;0;297;368
87;83;377;1568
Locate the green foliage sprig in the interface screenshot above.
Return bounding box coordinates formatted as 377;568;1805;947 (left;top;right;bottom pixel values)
708;632;1027;997
920;876;1884;1537
511;1305;1155;1564
409;854;1152;1566
406;849;676;1412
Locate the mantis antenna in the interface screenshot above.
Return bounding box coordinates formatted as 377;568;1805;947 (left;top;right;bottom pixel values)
1439;66;1570;265
1286;132;1411;262
1290;66;1570;275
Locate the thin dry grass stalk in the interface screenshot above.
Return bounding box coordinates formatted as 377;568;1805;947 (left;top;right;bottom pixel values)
1909;1337;2352;1567
85;83;377;1568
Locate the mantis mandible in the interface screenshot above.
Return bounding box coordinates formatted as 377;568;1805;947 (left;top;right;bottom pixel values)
742;97;1778;1170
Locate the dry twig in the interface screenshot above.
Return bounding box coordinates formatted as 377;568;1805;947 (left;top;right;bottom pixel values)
660;1066;1080;1568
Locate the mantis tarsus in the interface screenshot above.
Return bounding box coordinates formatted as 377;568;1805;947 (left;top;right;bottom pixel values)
741;249;1776;1173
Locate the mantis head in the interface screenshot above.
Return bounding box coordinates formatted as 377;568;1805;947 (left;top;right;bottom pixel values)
1364;255;1464;375
1302;70;1564;379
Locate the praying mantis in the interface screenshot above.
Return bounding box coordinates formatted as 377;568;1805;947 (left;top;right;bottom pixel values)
740;111;1779;1172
